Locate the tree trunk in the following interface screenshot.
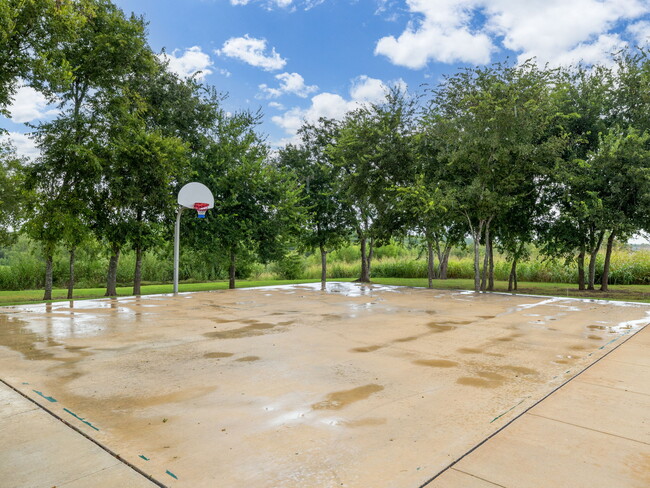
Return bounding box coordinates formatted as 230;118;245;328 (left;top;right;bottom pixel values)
44;253;53;301
472;228;482;292
133;246;143;296
577;247;586;291
488;234;494;291
105;247;120;296
427;240;435;289
358;237;371;282
229;249;236;289
508;258;518;292
320;245;327;290
67;247;75;300
480;224;490;292
587;231;605;290
368;238;374;279
600;231;616;292
440;246;451;280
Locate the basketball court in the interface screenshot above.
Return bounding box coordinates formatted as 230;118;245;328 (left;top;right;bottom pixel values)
0;283;648;487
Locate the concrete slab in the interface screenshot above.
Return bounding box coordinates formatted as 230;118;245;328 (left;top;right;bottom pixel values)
1;284;648;487
428;326;650;488
576;358;650;396
0;383;155;488
529;379;650;444
450;414;650;488
427;468;505;487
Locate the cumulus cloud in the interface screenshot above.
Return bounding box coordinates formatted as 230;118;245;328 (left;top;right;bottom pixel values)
217;35;286;71
258;72;318;98
0;132;39;159
272;75;406;143
376;0;650;68
7;86;58;123
158;46;213;79
375;0;495;67
627;20;650;45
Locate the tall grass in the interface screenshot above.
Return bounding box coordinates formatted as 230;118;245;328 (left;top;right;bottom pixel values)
1;238;649;290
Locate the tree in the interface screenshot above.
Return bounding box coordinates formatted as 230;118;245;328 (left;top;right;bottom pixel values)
0;142;25;248
190;110;302;289
591;128;650;291
394;175;447;288
433;60;566;291
28;0;152;297
96;59;213;295
540;65;614;291
330;87;417;282
0;0;81;110
277;118;352;289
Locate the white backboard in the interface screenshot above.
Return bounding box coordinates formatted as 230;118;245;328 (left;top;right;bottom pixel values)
177;182;214;209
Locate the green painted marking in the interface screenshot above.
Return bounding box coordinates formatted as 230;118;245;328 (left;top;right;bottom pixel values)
32;390;57;403
490;398;528;423
166;470;178;480
63;408;99;431
139;455;150;461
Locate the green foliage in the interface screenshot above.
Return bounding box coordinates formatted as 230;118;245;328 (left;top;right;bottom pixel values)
272;252;306;280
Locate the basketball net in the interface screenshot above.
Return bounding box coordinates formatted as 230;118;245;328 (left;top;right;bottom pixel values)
194;202;209;218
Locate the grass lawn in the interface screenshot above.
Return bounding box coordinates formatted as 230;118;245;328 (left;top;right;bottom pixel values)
1;277;649;306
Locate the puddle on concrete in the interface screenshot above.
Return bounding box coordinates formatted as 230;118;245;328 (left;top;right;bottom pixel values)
204;352;234;359
0;314;58;360
458;347;483;354
235;356;260;362
569;344;588;351
322;314;343;321
426;323;456;333
393;336;419;343
204;322;282;339
588;325;606;330
413;359;458;368
587;335;602;340
457;371;506;388
212;318;236;324
312;384;384;410
351;345;383;353
343;417;387;427
502;365;538;376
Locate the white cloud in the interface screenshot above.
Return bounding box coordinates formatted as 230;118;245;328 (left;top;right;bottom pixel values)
375;0;495;67
217;35;286;71
7;86;58;123
268;101;285;110
158;46;213;79
258;72;318;98
272;76;406;143
627;20;650;45
376;0;650;68
0;132;39;159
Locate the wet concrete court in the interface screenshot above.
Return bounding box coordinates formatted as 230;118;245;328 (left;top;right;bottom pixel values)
0;282;648;487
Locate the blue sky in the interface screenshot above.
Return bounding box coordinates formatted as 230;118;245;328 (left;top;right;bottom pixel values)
3;0;650;154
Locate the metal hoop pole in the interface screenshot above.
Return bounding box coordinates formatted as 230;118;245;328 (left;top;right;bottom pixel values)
173;206;184;294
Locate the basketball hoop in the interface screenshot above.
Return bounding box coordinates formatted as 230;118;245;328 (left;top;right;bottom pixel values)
174;182;215;293
194;202;209;218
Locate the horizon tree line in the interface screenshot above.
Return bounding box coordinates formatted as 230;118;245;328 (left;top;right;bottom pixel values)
1;0;649;299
